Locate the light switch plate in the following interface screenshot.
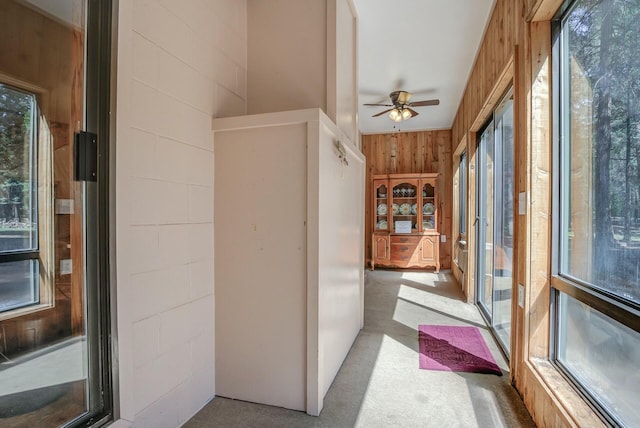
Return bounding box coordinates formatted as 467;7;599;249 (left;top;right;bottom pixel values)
518;283;525;308
55;199;74;214
60;259;72;275
518;192;526;215
440;235;446;243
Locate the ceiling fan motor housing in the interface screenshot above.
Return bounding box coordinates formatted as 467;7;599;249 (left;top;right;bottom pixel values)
390;90;411;106
364;91;439;120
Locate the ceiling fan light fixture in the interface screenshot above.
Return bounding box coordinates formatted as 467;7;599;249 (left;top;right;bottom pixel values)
368;91;439;123
389;108;401;122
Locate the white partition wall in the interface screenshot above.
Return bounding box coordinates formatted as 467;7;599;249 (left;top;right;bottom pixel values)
213;109;365;416
317;120;365;399
214;123;307;411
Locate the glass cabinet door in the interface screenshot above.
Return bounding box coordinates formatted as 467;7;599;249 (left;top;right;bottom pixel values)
391;181;418;233
374;181;389;231
421;182;436;232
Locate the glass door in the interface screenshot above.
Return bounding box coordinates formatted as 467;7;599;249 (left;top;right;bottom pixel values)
476;89;514;356
477;120;495;319
492;95;514;352
0;0;111;426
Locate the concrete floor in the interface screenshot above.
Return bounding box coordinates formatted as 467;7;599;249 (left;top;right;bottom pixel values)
0;337;85;396
185;270;535;428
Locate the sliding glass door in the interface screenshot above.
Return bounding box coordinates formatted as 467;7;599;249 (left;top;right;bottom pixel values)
476;90;514;355
0;1;112;426
477;120;495;318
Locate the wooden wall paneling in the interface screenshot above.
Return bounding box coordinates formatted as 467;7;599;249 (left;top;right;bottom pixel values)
437;131;452;269
410;132;420;172
384;134;391;173
524;0;540;19
399;134;409;172
388;134;396;173
396;135;405;172
526;0;565;22
70;24;85;336
451;0;516;144
513;16;528;391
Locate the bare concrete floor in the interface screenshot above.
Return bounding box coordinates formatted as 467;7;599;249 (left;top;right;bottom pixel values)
185;270;536;428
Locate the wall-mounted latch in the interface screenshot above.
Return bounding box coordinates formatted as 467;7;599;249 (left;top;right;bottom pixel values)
74;131;98;182
335;140;348;166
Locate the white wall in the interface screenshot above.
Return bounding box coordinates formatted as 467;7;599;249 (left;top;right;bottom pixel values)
114;0;246;425
317;123;364;398
211;109;364;417
246;0;327;115
328;0;358;145
246;0;358;143
214;123;307;411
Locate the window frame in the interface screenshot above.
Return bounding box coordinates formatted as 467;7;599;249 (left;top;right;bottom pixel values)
551;0;640;336
0;77;55;321
551;0;640;424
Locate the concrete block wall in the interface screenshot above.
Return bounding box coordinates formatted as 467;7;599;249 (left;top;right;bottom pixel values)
115;0;246;425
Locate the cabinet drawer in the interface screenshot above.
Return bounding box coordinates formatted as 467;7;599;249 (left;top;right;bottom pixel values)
390;235;421;245
389;243;420;263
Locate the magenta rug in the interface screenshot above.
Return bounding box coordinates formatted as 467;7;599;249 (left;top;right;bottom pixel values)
418;325;502;376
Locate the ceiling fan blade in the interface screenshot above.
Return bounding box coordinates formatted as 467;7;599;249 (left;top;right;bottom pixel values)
364;103;393;107
408;99;440;107
406;108;419;118
372;108;394;117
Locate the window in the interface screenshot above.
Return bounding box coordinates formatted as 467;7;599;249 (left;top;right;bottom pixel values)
459;151;467;236
555;0;640;426
0;83;39;313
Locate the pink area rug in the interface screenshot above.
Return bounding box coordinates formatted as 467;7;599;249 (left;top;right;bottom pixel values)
418;325;502;376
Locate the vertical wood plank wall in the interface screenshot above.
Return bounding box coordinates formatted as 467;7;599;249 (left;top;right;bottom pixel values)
451;0;515;145
362;130;452;270
450;0;605;426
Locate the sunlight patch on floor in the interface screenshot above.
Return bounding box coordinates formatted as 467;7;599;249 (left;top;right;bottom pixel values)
400;271;442;286
469;384;507;427
354;333;488;428
0;338;86;396
396;284;483;325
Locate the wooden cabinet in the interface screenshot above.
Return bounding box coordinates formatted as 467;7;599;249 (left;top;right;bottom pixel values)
419;235;439;267
371;173;440;272
372;234;390;264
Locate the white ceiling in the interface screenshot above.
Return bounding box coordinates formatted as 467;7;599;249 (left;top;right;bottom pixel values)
353;0;495;134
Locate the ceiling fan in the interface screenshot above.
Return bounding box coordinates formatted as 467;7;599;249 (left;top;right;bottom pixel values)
364;90;439;122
